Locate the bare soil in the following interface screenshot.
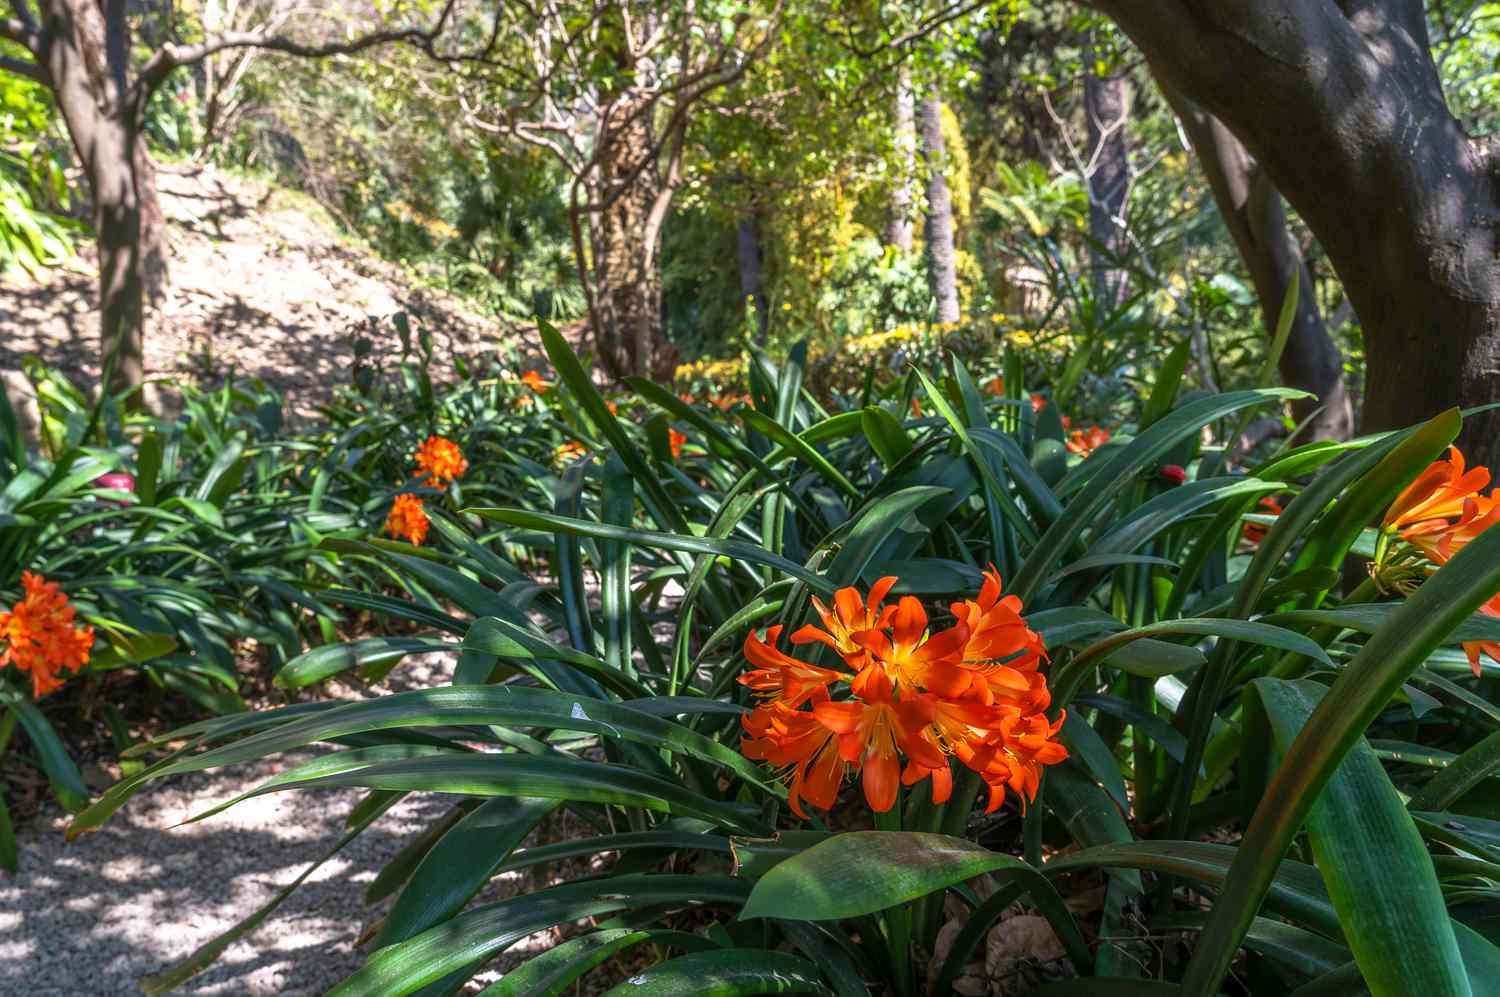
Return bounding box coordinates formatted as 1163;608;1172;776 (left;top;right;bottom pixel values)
0;166;544;421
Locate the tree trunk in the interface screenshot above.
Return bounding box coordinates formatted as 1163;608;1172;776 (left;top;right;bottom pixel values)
40;0;168;400
885;67;916;252
589;94;675;381
1165;88;1354;441
920;90;960;323
1083;55;1130;310
736;213;767;336
1094;0;1500;467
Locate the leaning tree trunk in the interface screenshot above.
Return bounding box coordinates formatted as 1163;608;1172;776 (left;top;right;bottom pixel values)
1083;55;1130;310
1095;0;1500;468
920;90;961;323
885;67;916;252
1165;88;1354;441
41;0;169;401
589;94;675;381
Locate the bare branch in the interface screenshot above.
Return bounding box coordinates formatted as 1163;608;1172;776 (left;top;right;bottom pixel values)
132;0;462;108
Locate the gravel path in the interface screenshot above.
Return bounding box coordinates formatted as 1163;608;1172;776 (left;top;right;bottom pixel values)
1;655;566;996
2;762;457;995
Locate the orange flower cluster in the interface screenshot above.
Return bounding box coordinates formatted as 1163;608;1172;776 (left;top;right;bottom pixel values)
739;570;1066;817
1383;447;1500;673
669;428;687;459
986;376;1005;396
415;435;467;488
384;493;429;546
555;441;588;465
0;572;94;698
1066;426;1110;455
521;370;550;393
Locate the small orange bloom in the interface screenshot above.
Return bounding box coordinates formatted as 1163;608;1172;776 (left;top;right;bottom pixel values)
384;494;429;545
791;577;898;668
414;435;467;488
741;698;845;819
740;625;849;708
1404;495;1500;563
1029;393;1045;414
669;428;687;459
986;376;1005;396
911;398;923;419
554;441;588;465
1243;495;1285;544
950;566;1049;702
852;596;971;697
0;572;94;698
1384;447;1490;531
1066;426;1111;455
607;401;619;416
812;667;937;813
958;712;1068;812
521;370;549;393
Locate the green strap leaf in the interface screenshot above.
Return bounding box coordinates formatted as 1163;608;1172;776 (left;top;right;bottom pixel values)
598;949;833;996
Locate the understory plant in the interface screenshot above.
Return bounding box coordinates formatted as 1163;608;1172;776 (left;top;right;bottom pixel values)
70;324;1500;996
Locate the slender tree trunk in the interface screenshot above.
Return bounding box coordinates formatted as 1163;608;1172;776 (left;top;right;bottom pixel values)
920;89;960;323
589;93;674;381
736;213;767;336
1095;0;1500;467
885;67;915;252
1165;89;1354;441
41;0;168;400
1083;55;1130;309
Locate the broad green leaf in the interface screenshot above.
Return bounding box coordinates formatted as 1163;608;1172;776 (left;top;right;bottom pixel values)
1250;678;1470;996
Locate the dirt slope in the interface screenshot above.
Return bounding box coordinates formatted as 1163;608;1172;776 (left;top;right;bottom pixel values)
0;167;532;420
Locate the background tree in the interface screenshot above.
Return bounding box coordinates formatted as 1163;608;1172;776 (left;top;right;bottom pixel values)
1091;0;1500;464
0;0;460;398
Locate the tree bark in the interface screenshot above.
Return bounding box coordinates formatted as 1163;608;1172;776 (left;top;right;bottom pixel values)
41;0;168;400
588;92;676;381
1165;88;1354;441
736;213;767;336
885;67;915;252
1083;55;1130;310
1093;0;1500;467
920;89;961;323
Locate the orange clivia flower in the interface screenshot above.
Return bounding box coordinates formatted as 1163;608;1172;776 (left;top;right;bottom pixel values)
741;698;845;819
1066;425;1111;455
521;370;549;393
414;435;467;488
853;596;972;697
1383;447;1490;531
1029;393;1045;414
384;493;429;546
741;625;848;709
1376;446;1500;676
911;398;923;419
669;428;687;459
791;576;898;668
950;566;1049;703
812;667;938;813
0;572;94;698
985;376;1005;396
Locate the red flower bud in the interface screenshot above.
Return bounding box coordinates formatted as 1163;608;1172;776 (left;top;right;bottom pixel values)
95;472;136;493
1159;464;1187;486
